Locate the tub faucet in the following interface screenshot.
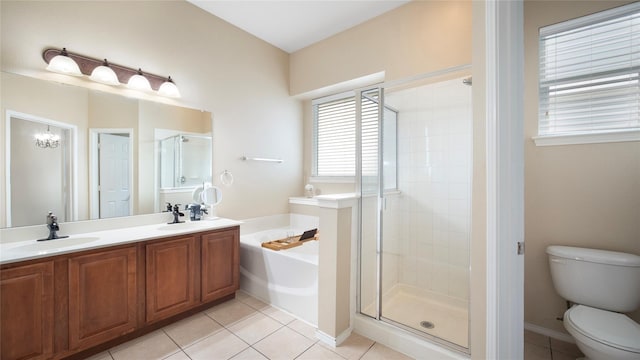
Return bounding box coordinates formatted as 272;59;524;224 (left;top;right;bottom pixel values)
38;211;69;241
168;204;185;224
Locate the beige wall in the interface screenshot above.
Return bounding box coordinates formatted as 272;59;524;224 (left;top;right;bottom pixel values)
291;0;472;197
523;0;640;333
1;0;302;221
290;1;472;96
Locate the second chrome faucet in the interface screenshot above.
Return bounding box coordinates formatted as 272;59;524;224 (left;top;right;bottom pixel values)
38;211;69;241
166;203;185;224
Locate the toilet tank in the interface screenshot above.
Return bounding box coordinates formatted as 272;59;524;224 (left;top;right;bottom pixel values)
547;246;640;313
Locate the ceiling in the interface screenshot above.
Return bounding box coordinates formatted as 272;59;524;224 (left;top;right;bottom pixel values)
187;0;411;53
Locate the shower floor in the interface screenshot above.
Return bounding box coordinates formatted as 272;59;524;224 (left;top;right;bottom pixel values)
363;285;469;348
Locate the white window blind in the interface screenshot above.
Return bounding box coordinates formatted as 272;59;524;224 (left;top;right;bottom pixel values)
538;2;640;137
313;92;381;177
314;96;356;176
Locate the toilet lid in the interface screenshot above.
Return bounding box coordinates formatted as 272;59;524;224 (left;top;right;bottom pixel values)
565;305;640;353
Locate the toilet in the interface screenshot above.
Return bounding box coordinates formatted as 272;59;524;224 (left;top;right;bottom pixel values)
547;245;640;360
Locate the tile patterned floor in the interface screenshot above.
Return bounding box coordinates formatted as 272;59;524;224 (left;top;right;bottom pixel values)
85;290;413;360
524;330;584;360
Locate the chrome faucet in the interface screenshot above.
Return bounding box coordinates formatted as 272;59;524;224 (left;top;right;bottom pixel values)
38;211;69;241
168;204;185;224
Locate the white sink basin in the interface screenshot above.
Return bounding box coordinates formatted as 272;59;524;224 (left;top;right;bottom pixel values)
8;236;101;253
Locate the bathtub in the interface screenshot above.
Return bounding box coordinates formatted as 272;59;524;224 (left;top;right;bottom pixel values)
239;214;319;325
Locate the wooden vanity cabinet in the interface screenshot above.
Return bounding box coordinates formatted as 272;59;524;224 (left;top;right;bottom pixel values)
201;228;240;303
0;261;54;360
0;225;239;360
145;235;198;323
67;246;138;351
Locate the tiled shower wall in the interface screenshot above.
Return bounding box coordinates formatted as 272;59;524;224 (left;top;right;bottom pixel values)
385;77;472;302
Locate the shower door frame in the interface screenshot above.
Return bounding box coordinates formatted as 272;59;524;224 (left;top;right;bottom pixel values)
354;85;385;323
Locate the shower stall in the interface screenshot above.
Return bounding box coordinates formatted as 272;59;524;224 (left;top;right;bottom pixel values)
357;73;472;352
159;134;212;189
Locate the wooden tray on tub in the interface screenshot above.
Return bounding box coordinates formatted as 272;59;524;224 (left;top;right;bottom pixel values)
261;229;318;251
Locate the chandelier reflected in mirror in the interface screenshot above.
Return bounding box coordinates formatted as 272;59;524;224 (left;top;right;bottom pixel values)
35;125;60;148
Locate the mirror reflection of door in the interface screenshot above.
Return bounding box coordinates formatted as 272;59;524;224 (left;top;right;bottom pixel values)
7;113;75;227
98;133;131;219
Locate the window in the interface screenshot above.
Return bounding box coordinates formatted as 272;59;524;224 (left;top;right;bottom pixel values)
314;95;356;177
536;2;640;146
312;90;397;190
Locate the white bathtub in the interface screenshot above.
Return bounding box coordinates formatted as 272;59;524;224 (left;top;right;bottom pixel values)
239;215;319;325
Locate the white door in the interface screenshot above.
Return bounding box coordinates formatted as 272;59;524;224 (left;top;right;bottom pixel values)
99;133;131;218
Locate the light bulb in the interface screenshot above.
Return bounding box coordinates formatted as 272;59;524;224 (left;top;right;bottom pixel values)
158;76;181;98
46;48;82;76
90;59;120;86
127;68;151;91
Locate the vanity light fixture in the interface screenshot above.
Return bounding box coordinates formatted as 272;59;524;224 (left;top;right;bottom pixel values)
45;48;82;76
89;59;120;86
158;76;181;98
35;125;61;149
127;68;152;91
42;48;180;98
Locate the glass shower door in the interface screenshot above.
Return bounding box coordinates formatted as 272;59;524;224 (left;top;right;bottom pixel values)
358;75;472;352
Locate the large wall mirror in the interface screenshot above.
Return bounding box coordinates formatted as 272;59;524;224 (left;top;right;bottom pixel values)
1;72;212;228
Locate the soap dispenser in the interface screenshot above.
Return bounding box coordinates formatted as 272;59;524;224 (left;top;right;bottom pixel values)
186;203;205;221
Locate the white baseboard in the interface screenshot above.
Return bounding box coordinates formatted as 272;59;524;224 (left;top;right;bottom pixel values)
524;322;575;344
315;327;352;348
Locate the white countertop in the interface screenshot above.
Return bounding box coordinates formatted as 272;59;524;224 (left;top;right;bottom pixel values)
0;218;241;265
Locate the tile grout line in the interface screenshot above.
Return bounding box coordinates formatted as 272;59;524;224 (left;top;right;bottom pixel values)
232;319;287;348
357;341;378;360
221;314;268;359
249;345;271;360
292;338;325;360
160;328;188;360
285;323;319;342
167;311;229;354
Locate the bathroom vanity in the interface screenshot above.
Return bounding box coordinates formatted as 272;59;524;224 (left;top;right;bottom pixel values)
0;221;240;360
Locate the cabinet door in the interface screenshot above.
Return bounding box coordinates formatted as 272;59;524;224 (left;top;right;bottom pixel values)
201;228;239;303
146;236;197;323
1;262;54;360
68;246;137;351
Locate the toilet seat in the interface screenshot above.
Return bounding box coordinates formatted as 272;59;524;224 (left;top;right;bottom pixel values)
565;305;640;354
